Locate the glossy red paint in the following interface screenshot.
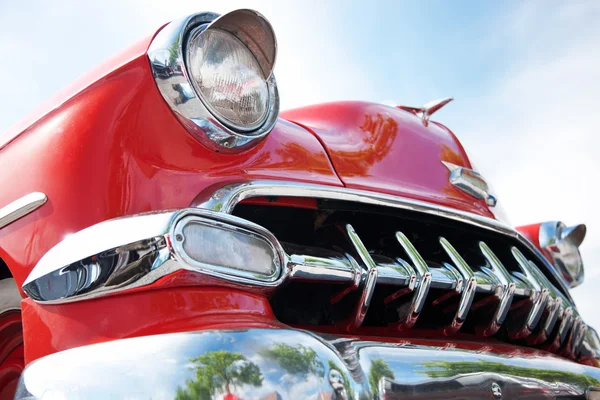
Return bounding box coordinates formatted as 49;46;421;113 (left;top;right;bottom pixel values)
517;223;554;264
0;311;23;400
282;102;499;220
21;287;280;363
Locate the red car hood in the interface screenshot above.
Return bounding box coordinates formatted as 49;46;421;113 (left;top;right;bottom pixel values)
281;101;503;221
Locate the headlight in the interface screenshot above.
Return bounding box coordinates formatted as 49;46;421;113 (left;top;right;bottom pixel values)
539;221;586;288
187;27;269;130
148;9;279;152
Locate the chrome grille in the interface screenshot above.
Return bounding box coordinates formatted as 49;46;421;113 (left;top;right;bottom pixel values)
271;220;585;360
221;194;588;361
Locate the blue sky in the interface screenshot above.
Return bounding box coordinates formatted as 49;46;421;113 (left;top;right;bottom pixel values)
1;1;599;325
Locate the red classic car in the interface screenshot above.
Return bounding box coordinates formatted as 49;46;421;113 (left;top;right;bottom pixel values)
0;9;598;400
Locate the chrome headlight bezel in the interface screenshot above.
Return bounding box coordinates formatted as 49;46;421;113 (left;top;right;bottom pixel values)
147;10;279;152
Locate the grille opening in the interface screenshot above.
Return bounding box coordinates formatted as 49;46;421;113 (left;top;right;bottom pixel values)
233;201;569;337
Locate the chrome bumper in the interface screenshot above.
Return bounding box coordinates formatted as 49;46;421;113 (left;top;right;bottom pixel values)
16;328;600;399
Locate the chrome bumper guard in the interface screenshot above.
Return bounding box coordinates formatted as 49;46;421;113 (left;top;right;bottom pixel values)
15;328;600;399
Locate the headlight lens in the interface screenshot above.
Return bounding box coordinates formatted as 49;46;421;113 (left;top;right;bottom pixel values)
187;27;269;131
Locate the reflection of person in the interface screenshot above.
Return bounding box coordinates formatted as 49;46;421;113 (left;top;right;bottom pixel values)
172;83;195;104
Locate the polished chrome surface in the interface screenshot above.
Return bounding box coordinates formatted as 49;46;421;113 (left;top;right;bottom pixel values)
21;180;596;360
479;242;515;336
439;237;477;334
22;209;287;303
15;328;600;399
398;97;454;126
345;224;378;328
192;180;573;301
540;220;586;288
442;160;497;207
0;192;47;230
191;180;597;359
0;278;21;314
510;247;549;339
395;231;432;329
147;9;279;152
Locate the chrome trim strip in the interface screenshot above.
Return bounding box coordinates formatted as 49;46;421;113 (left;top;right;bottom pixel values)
15;328;600;399
345;224;378;328
192;180;573;302
0;192;47;230
439;237;477;335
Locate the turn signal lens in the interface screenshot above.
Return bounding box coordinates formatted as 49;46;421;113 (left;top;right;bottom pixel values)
175;217;280;282
187;27;269;130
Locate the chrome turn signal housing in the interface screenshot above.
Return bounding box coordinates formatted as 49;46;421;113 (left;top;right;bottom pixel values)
22;209;285;303
147;9;279;152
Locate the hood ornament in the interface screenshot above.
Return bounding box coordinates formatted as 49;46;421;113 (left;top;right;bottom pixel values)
442;161;497;207
398;97;453;126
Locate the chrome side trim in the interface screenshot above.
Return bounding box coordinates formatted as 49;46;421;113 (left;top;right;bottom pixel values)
192;180;573;302
0;192;47;230
15;328;600;399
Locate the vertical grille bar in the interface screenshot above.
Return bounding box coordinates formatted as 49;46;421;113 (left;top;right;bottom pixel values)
395;232;432;329
439;237;477;335
526;257;564;345
479;242;516;336
345;224;378;329
511;247;549;339
548;307;575;352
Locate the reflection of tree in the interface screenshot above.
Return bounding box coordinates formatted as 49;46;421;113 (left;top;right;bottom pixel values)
333;113;398;176
273;141;334;173
369;359;395;399
420;360;600;388
261;343;325;377
438;144;465;167
176;350;263;400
